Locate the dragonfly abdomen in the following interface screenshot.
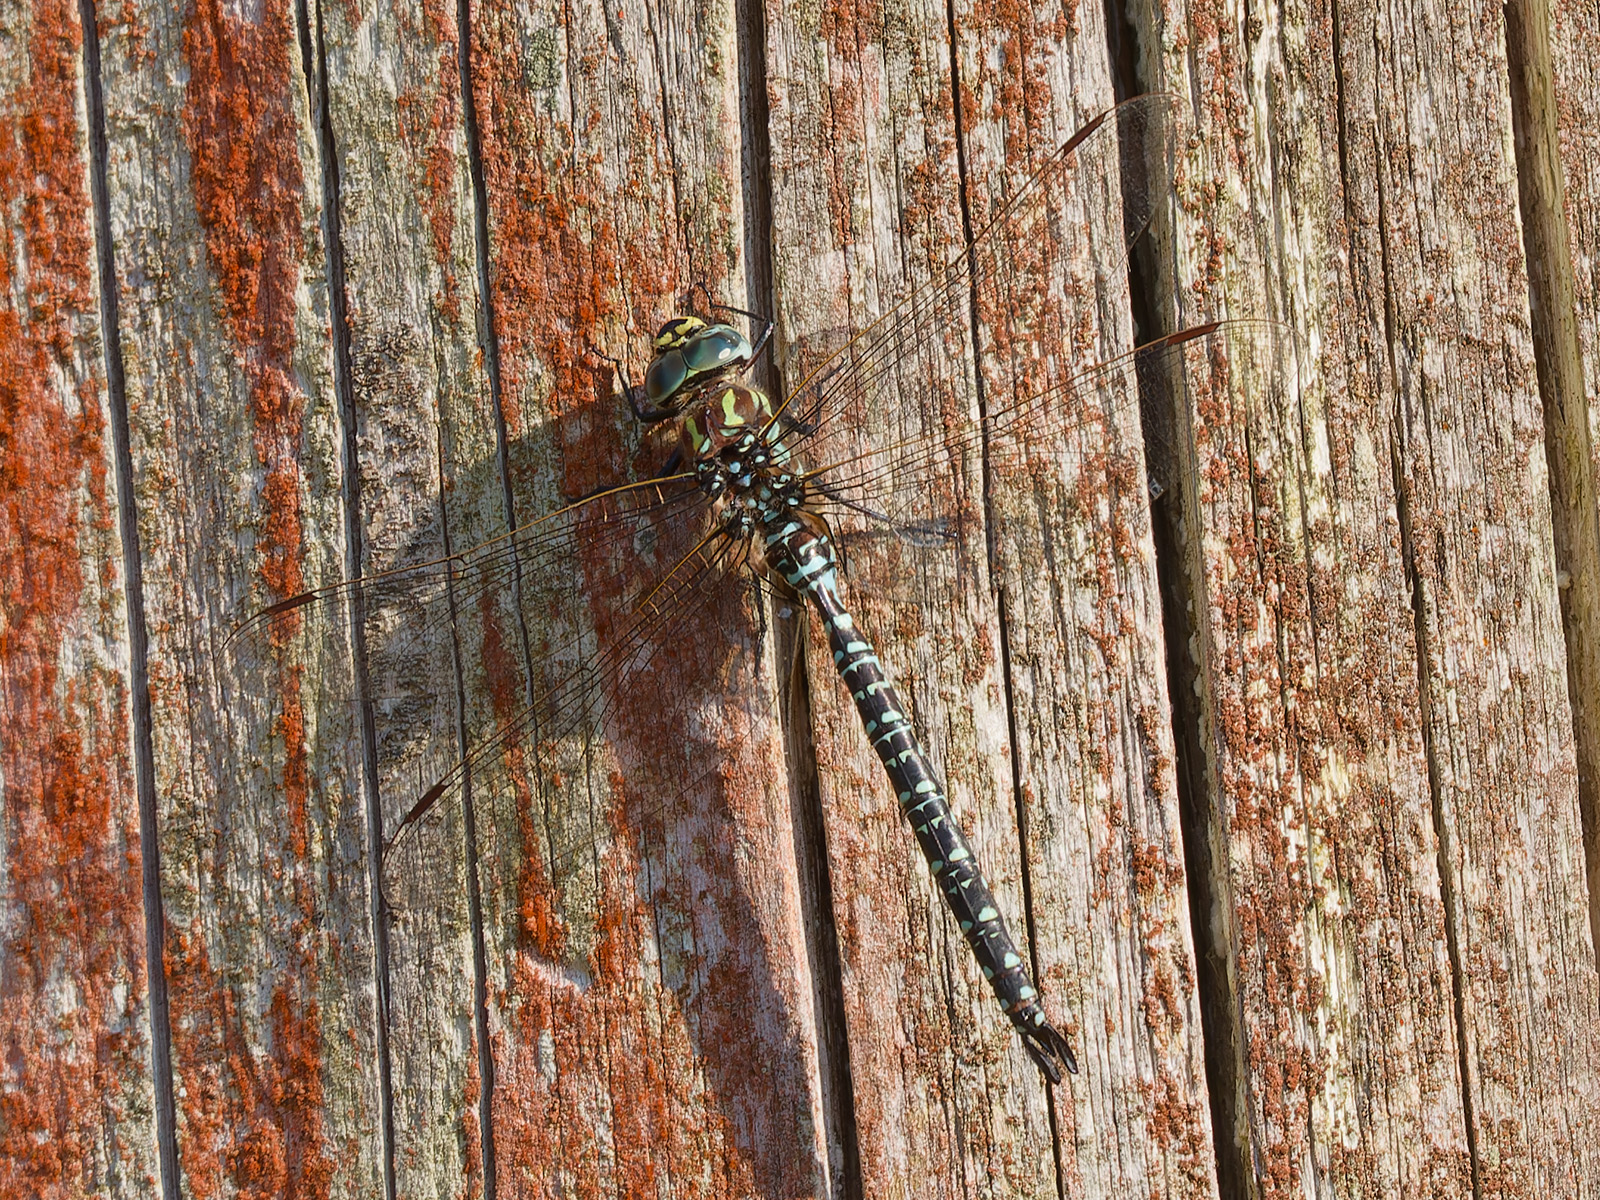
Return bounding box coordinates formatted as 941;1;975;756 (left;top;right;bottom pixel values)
761;509;1078;1084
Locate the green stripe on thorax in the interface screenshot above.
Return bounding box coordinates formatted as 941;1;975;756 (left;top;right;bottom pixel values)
676;382;783;462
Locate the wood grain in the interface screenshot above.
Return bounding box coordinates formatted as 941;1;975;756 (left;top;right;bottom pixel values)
1143;0;1600;1191
12;0;1600;1195
464;1;831;1194
317;0;492;1190
1547;0;1600;989
96;0;384;1193
0;1;160;1195
763;4;1213;1196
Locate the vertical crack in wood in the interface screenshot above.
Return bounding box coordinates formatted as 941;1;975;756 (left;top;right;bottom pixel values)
736;0;777;403
78;2;180;1195
1504;0;1600;979
1105;0;1254;1192
434;466;497;1200
942;0;1068;1175
779;616;865;1200
454;0;507;1191
1391;425;1486;1200
295;0;398;1194
737;0;864;1193
1366;9;1484;1188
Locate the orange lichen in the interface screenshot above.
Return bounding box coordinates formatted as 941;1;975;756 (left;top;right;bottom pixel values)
174;0;333;1194
0;1;152;1195
166;930;335;1200
394;0;464;320
183;0;307;602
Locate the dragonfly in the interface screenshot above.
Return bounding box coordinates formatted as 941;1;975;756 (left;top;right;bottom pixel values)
227;92;1226;1086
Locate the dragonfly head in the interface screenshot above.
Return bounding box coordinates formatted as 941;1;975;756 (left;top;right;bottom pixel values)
644;316;753;409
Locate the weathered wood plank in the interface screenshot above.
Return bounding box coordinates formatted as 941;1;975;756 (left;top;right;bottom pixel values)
948;13;1216;1196
464;1;832;1194
317;0;492;1192
765;9;1048;1193
1132;7;1475;1183
0;1;160;1194
1545;0;1600;968
1145;0;1600;1191
96;0;385;1193
24;0;1600;1192
763;3;1213;1196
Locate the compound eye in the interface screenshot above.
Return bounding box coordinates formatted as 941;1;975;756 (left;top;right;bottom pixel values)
683;327;751;373
645;350;688;404
684;326;752;374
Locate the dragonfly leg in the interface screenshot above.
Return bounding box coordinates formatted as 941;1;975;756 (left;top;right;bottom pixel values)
559;448;684;506
677;281;776;363
584;340;677;424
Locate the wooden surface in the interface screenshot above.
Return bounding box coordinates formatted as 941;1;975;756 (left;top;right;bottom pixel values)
3;0;1599;1198
0;0;161;1193
1139;0;1600;1191
1551;0;1600;993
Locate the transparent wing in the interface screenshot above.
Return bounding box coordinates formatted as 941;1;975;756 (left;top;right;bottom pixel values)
766;93;1177;462
222;469;760;924
376;504;769;961
745;93;1181;601
224;93;1239;955
226;472;705;694
799;320;1287;588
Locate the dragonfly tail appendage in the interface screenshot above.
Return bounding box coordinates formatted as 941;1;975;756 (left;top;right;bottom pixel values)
1014;1001;1079;1083
765;512;1077;1083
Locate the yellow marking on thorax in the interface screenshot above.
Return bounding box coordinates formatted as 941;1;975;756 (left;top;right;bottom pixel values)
683;413;707;454
719;388;745;431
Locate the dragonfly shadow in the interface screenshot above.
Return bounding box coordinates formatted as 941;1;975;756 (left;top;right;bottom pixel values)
358;380;827;1185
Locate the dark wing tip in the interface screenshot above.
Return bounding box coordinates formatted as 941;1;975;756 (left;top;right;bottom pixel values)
221;588;325;652
385;777;452;859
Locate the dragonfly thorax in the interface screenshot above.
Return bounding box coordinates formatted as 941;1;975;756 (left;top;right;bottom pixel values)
673;378;803;539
